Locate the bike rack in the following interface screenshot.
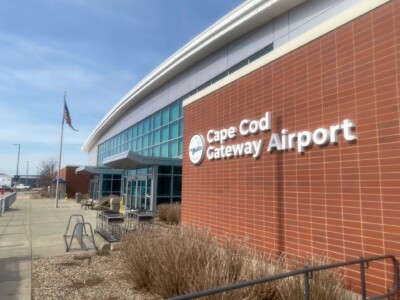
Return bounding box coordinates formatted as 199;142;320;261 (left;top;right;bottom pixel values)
63;214;98;252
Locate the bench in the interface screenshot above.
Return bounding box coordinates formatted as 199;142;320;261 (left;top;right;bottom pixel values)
81;199;95;210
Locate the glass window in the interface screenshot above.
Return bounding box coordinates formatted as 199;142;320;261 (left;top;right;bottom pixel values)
161;142;168;157
157;197;171;205
143;134;149;148
169;140;178;157
102;180;111;192
153;129;160;145
132;125;137;139
179;99;183;118
229;60;248;74
153;111;161;129
157;175;171;196
127;128;132;141
173;166;182;174
137;121;143;136
178;138;183;156
131;140;137;151
112;179;121;193
172;197;181;203
137;137;142;150
143;118;149;133
170;101;179;121
158;166;172;174
161;107;169;125
152;145;160;157
178;119;183;137
173;176;182;196
169;121;178;139
148;115;153;130
142;149;148;156
161;126;169;142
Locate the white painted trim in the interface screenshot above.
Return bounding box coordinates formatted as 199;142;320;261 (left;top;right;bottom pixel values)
183;0;390;107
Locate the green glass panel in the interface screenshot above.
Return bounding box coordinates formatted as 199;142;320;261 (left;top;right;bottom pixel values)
152;145;160;157
179;99;183;117
178;119;183;137
132;139;137;151
143;134;149;148
132;125;137;138
161;107;169;125
169;140;178;157
137;137;142;150
169;121;178;139
148;115;153;130
178;138;183;156
170;101;179;121
153;129;160;144
137;121;143;135
153;111;161;128
143;118;149;133
161;142;168;157
161;126;169;142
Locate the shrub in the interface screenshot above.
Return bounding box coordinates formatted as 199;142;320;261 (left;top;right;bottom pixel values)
118;226;359;300
119;226;279;299
156;203;168;221
276;255;359;300
157;203;181;224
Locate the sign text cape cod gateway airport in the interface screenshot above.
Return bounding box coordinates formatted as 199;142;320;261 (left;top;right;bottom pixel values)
188;112;357;165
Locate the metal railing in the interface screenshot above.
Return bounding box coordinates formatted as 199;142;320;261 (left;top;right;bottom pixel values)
168;254;399;300
0;192;17;216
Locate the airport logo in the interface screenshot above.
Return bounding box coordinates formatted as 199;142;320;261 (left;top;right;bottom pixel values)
188;134;206;165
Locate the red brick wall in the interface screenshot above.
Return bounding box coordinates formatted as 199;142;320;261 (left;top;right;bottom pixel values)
183;0;400;296
60;166;90;197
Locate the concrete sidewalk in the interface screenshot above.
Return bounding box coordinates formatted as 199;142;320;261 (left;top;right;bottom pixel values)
0;192;105;300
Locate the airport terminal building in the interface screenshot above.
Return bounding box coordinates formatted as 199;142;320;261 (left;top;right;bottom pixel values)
81;0;400;295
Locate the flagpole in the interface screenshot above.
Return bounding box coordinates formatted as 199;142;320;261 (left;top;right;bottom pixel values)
55;92;66;208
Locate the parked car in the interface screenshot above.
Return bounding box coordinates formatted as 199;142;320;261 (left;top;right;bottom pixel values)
1;185;11;191
13;184;30;191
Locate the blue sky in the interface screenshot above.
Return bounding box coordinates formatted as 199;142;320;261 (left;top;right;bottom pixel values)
0;0;244;177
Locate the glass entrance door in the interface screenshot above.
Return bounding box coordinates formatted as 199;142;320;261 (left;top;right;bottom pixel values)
126;176;152;211
89;178;99;200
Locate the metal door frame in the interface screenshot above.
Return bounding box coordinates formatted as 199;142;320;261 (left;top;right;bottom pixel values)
125;175;153;211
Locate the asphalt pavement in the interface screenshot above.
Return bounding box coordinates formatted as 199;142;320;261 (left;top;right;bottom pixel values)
0;192;105;300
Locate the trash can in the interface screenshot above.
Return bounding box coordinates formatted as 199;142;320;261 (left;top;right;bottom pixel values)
110;198;121;211
75;192;82;203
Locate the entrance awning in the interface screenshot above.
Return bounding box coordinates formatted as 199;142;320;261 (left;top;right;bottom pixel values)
102;151;182;169
75;165;123;175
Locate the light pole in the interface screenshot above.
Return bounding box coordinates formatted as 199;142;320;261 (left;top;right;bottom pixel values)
14;144;20;185
25;161;29;186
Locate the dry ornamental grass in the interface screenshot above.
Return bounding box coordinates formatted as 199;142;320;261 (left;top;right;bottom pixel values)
33;204;361;300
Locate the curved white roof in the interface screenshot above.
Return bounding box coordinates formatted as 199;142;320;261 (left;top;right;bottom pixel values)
82;0;304;152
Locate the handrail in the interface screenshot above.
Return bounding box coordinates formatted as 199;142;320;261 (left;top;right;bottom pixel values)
168;254;399;300
0;192;17;216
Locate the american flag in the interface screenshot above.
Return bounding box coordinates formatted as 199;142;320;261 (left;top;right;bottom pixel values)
63;100;78;131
